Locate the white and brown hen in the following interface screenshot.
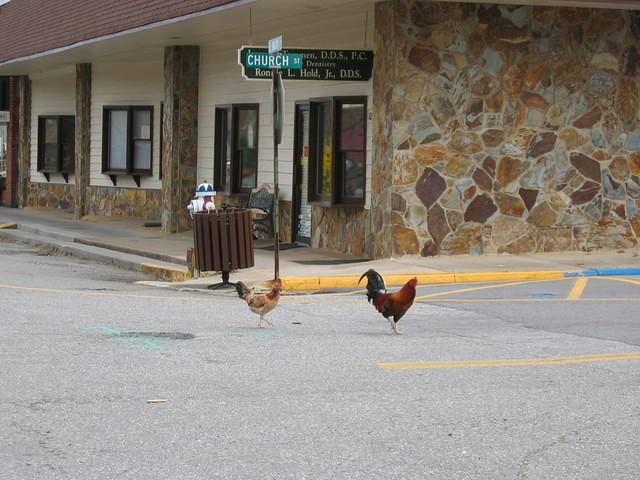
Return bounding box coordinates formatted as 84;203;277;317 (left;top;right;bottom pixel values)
235;280;282;328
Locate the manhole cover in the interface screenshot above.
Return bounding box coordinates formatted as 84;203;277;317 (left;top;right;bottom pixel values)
119;332;196;340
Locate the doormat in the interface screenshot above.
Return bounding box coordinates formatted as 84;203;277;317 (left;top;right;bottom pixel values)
259;243;307;251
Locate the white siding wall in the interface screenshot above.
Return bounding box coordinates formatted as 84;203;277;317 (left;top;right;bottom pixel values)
30;71;76;184
28;8;374;202
90;60;163;189
198;12;373;205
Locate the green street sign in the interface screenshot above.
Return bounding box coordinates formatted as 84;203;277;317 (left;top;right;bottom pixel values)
238;46;374;81
245;52;303;69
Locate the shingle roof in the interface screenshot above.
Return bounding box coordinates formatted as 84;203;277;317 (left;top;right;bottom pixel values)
0;0;241;64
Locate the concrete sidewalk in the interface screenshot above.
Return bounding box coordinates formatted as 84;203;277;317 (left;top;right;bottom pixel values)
2;206;640;290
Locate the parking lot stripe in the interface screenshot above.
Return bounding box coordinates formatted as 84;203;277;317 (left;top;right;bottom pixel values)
377;352;640;370
0;284;238;302
604;277;640;286
414;279;556;301
567;277;589;300
424;297;640;302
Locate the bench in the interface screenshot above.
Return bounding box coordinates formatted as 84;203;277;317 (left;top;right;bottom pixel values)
246;184;274;239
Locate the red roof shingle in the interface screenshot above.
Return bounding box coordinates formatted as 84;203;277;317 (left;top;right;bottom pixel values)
0;0;241;64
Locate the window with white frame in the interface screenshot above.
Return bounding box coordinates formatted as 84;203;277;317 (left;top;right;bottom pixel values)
214;103;259;195
37;115;75;182
102;106;153;185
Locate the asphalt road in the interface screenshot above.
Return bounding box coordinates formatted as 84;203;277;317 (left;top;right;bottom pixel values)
1;240;639;479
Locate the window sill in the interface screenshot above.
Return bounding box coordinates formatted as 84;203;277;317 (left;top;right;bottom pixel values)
102;171;152;187
38;170;75;183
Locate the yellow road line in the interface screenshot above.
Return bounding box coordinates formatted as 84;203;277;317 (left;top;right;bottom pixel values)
305;289;366;297
566;277;589;300
312;280;536;298
0;283;361;303
414;279;558;301
421;297;640;302
602;276;640;286
0;284;237;302
3;276;637;304
378;352;640;370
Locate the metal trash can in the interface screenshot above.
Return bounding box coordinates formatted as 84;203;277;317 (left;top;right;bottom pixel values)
192;209;254;289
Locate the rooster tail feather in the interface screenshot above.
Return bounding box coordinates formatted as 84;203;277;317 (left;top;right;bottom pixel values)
235;281;251;300
360;269;387;304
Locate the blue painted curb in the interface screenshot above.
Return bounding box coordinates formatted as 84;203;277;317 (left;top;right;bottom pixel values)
565;267;640;277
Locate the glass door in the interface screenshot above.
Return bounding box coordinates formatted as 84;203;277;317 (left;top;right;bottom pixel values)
293;103;311;245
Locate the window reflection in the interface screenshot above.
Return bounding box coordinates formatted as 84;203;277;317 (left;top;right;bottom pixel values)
214;104;259;193
340;104;364;151
315;101;332;197
236;106;258;190
342;151;364;198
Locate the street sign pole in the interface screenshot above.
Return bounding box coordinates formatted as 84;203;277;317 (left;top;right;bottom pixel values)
269;36;286;282
272;67;281;281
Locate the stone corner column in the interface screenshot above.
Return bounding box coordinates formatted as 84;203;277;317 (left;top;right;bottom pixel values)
17;76;30;208
161;45;200;233
370;1;396;259
74;63;91;219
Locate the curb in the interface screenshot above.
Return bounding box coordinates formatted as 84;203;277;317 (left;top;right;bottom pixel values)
140;262;191;282
565;267;640;277
279;270;567;291
280;267;640;291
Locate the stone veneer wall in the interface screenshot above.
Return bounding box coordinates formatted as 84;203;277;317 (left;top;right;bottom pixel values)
74;63;91;219
27;184;161;219
311;206;369;257
28;182;74;210
279;200;292;242
377;1;640;256
370;1;397;259
84;186;162;219
17;76;30;208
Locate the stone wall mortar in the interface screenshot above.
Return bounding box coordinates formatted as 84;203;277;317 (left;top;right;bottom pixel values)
380;1;640;256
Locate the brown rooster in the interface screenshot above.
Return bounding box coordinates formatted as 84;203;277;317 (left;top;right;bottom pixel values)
235;280;282;328
358;269;418;335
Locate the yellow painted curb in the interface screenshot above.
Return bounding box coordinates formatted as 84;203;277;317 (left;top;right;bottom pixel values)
140;262;191;282
0;223;18;229
280;270;566;291
454;270;565;282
